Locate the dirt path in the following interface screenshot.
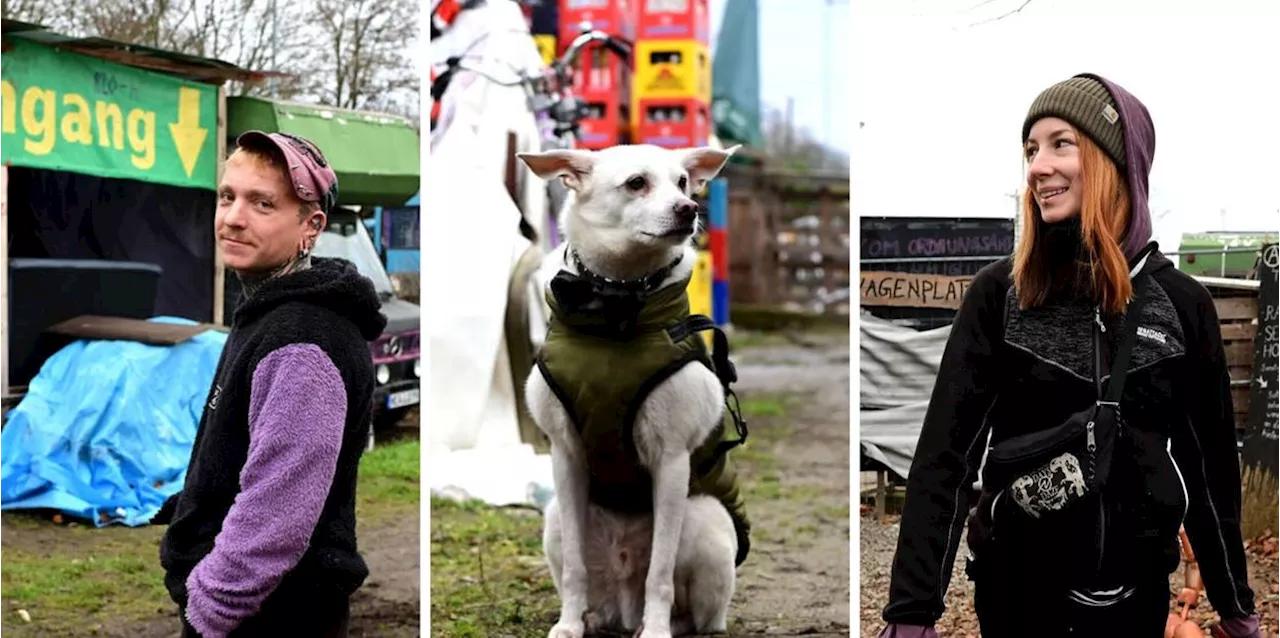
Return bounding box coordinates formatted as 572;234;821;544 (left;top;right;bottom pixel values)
347;511;422;637
723;330;852;637
859;512;1280;637
0;511;420;638
347;424;423;637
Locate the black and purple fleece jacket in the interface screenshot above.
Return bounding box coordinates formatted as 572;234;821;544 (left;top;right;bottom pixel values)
159;257;387;637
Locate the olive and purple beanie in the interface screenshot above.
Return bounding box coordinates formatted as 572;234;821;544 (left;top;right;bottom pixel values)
1022;73;1156;259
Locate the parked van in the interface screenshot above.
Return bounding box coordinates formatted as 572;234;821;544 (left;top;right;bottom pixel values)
313;207;421;430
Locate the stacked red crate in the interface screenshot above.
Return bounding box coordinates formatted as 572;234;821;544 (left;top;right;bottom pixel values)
636;0;710;43
558;0;637;48
631;0;711;147
633;99;708;148
571;44;631;149
559;0;638;148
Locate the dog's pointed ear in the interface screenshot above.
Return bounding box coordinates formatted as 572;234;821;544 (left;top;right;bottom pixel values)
682;145;739;192
516;150;595;192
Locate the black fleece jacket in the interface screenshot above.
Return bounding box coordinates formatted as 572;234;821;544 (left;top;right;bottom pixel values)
882;246;1256;626
159;258;387;634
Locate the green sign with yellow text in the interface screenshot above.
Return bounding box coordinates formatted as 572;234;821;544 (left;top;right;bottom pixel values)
1;39;217;189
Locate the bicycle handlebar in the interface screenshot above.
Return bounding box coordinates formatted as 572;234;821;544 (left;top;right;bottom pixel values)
519;27;633;147
555;29;631;75
602;37;631;62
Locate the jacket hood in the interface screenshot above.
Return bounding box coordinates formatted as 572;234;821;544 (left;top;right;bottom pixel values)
1134;241;1173;276
233;257;388;341
1076;73;1157;260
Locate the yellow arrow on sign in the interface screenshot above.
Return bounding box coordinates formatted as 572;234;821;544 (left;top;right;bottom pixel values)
169;87;208;179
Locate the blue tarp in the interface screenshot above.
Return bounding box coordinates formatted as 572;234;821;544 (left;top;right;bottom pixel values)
0;317;227;527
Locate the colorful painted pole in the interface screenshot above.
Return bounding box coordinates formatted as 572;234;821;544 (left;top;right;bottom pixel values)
688;244;714;329
708;178;729;326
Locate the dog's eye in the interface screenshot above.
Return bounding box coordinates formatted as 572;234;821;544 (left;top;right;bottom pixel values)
678;176;688;191
625;176;647;191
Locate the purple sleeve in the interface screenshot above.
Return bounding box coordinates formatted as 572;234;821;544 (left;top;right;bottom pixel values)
878;625;939;638
1219;615;1261;638
184;343;347;637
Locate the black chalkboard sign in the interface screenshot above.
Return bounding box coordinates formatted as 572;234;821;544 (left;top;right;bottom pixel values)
859;217;1015;330
860;217;1015;276
1240;243;1278;538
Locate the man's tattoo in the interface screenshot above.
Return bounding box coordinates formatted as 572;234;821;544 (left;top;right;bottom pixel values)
237;253;312;299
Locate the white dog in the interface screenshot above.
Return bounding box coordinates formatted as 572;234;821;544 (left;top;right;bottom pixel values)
518;144;745;638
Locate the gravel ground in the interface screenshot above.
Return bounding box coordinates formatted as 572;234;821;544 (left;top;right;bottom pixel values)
727;330;852;637
859;513;976;638
859;511;1280;637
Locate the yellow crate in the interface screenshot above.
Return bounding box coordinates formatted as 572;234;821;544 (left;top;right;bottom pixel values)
534;35;557;68
632;39;711;103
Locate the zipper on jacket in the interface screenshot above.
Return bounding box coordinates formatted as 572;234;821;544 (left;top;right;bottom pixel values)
1092;305;1105;575
1166;439;1189;524
1093;306;1104;396
1089;307;1102;483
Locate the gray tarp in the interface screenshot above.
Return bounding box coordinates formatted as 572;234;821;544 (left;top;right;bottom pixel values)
859;313;950;480
860;313;994;484
860;401;931;481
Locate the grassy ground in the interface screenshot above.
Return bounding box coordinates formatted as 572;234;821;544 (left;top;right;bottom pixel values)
0;438;420;635
728;329;795;352
429;392;821;638
429;498;554;638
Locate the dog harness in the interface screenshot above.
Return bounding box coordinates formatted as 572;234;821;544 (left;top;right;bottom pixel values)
535;260;752;566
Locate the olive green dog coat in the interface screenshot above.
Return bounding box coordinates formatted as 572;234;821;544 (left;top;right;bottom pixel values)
536;273;752;566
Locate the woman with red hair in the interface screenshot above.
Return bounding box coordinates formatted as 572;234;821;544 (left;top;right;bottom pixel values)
877;74;1262;637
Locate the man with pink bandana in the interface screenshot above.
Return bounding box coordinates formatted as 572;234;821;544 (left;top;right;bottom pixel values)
158;131;387;637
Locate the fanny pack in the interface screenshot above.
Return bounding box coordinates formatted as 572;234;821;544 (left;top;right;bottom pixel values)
980;294;1145;577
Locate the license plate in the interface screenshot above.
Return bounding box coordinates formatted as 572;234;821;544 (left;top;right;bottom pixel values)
386;388;420;409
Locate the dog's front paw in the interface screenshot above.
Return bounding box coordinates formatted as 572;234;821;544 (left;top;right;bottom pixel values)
636;624;673;638
547;619;585;638
582;611;605;634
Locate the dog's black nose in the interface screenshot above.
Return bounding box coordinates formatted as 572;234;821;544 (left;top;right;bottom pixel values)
675;201;698;224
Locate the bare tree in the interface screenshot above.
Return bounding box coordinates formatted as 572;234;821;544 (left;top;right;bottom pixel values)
964;0;1034;27
309;0;420;120
761;105;849;174
4;0;419;120
175;0;314;100
1;0;66;26
5;0;298;96
30;0;196;50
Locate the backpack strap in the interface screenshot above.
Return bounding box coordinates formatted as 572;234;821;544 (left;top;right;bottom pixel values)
1100;286;1148;405
1100;244;1159;403
666;315;737;386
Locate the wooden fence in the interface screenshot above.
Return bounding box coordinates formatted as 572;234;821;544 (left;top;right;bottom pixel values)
720;165;850;314
1200;279;1266;439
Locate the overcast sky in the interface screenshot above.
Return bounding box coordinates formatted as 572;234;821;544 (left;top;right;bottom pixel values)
849;0;1280;240
710;0;852;154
